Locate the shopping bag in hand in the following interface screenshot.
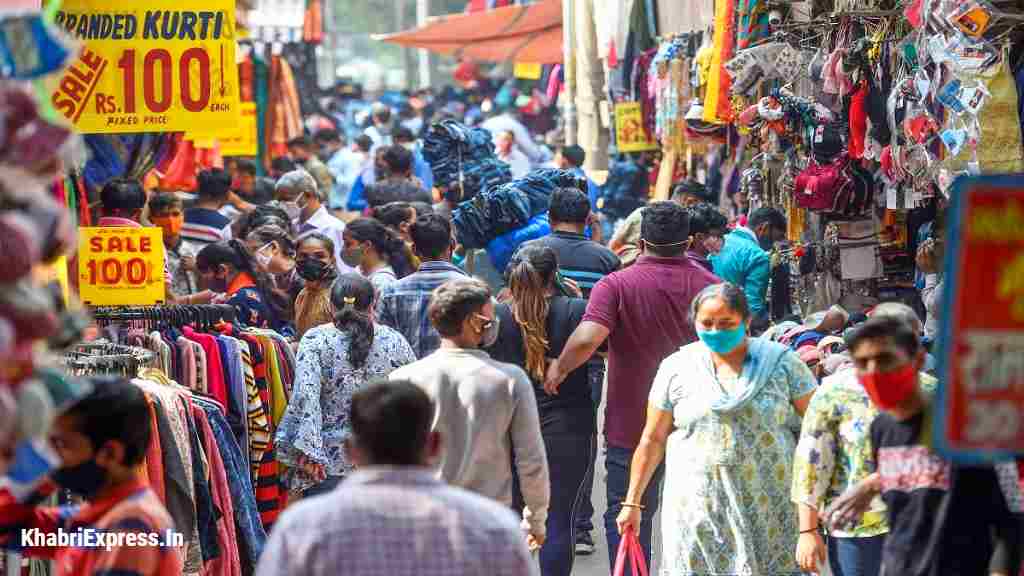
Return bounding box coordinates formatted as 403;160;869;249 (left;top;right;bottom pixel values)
613;528;649;576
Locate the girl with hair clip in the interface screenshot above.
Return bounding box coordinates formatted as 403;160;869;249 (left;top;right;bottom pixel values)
195;240;293;333
275;273;416;498
486;243;594;576
341;217;416;294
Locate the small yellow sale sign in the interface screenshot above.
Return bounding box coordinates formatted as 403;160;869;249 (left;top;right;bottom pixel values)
50;0;241;134
78;227;166;305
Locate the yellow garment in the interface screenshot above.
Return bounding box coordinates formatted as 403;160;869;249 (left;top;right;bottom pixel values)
294;285;334;339
948;53;1024;172
704;0;732;124
695;44;713;87
253;334;287;427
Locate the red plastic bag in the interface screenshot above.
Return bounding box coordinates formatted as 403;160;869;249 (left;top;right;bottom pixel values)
613;528;649;576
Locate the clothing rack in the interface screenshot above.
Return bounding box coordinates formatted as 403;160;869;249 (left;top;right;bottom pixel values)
91;305;237;331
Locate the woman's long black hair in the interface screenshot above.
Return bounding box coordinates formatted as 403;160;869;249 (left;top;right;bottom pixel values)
331;273;376;367
347;217;416;278
196;240;292;324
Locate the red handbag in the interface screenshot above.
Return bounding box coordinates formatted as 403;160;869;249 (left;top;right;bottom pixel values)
613;528;649;576
794;155;853;212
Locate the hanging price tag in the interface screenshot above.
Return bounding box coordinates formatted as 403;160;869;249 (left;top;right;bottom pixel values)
77;227;165;305
50;0;240;134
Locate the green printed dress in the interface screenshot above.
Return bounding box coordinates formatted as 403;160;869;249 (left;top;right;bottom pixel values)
649;338;817;576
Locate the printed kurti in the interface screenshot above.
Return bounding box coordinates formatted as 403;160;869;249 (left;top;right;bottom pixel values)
275;323;415;492
791;370;938;537
649;341;816;576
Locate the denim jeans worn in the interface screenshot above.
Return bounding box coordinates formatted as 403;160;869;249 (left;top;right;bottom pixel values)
605;445;664;575
575;360;605;535
828;534;885;576
538;434;595;576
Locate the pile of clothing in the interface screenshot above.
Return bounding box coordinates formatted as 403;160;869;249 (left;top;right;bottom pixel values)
422;120;513;202
453;168;584;249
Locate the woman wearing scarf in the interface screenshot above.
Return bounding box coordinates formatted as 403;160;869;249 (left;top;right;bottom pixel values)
617;282;816;575
293;233;339;338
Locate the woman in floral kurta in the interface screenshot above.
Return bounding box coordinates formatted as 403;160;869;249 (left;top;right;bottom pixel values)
618;284;816;576
275;274;416;496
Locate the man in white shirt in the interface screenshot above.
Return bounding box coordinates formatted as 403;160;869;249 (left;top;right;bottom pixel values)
255;380;539;576
496;130;531;179
275;170;354;274
364;103;393;148
482;111;546;165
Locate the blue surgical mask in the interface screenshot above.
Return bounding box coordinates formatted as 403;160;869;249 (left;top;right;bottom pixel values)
697;325;747;355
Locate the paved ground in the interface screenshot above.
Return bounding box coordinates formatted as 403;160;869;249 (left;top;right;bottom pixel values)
571;379;661;576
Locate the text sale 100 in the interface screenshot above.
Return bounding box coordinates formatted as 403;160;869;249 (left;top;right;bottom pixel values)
50;0;241;134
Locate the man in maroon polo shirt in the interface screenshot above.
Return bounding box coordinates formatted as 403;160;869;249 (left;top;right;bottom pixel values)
545;201;719;573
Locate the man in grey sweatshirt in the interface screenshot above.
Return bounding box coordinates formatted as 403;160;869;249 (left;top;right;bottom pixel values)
390;279;550;548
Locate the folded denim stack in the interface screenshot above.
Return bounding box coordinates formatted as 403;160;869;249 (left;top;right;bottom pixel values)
422;119;513;203
453;168;584;249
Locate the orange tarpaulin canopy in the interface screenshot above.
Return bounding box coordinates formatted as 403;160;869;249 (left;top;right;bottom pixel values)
376;0;562;64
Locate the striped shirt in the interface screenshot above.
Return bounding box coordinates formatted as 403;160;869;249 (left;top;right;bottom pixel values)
255;467;539;576
0;480;182;576
182;207;233;245
527;231;620;298
376;261;468;358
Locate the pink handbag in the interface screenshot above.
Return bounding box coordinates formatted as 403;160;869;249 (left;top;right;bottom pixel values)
613;528;649;576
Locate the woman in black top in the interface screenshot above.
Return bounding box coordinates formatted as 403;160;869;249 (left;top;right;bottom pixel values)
488;243;593;576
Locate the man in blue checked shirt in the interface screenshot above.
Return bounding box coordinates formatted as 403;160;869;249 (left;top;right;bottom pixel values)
376;214;468;359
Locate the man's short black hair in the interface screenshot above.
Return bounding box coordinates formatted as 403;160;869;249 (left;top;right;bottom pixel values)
672;180;709;202
394;127;416;144
354;135;374;153
748;206;787;233
846;315;922;358
548;186;590;224
148;192;182;215
65;377;151;466
287;136;312;150
314;128;342;144
687;202;728;235
196;168;232;200
410;213;453;260
350;380;434;466
641;201;690;256
560;145;585;168
382;145;414;175
271;156;297;175
99;178;146;214
236;159;257;177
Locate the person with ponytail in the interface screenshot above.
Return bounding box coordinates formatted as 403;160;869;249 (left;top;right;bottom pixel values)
275;273;415;498
373;202;422;269
195;240;292;332
341;217;416;294
486;243;594;576
293;233;338;338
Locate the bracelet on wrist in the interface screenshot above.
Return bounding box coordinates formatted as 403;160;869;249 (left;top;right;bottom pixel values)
799;526;819;534
621;502;646;511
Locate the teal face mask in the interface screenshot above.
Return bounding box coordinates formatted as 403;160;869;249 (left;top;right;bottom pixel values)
697;324;747;355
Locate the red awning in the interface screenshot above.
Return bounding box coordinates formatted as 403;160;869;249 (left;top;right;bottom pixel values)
377;0;562;64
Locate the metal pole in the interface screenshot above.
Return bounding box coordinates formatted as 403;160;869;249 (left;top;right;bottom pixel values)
416;0;432;89
562;0;577;145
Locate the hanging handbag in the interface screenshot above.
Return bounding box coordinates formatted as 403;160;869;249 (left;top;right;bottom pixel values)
794;155;853;212
613;528;649;576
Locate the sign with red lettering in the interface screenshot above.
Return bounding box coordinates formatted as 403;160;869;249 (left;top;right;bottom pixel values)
78;227;165;305
50;0;240;134
936;175;1024;461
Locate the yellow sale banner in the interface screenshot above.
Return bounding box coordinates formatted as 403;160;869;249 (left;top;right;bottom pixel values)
615;102;658;152
51;0;240;134
189;101;257;155
78;227;166;305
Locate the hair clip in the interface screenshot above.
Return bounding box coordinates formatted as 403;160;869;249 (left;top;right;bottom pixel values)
343;296;356;305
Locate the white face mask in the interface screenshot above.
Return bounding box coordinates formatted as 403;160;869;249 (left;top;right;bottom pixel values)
283;195;308;220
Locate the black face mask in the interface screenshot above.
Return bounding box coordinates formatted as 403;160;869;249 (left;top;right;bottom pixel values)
51;458;108;498
296;258;336;282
